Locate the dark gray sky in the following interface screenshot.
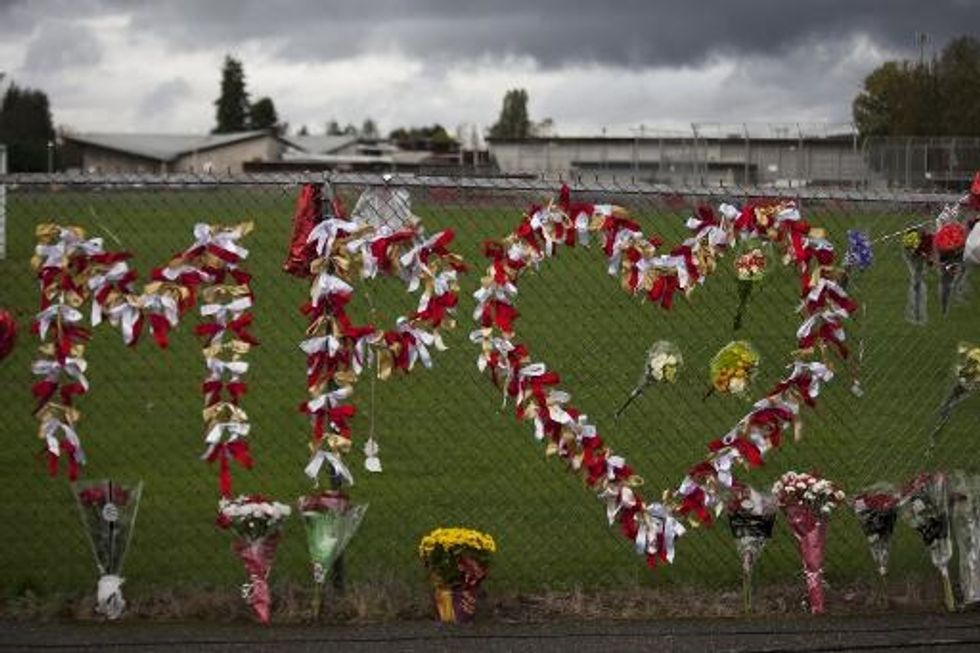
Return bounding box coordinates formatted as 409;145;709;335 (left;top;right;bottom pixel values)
0;0;973;134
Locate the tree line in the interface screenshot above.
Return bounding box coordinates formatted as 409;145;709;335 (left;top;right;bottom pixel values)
853;35;980;139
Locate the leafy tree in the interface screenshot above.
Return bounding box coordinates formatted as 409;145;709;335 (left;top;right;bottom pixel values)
213;55;250;133
248;96;279;131
936;36;980;135
853;35;980;138
342;123;358;136
361;118;379;139
297;124;309;136
489;88;531;139
388;124;456;152
0;81;55;171
326;119;342;135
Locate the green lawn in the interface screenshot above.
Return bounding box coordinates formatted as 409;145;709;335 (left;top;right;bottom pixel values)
0;182;977;603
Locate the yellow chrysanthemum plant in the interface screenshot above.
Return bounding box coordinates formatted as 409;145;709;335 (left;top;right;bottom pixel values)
418;527;496;589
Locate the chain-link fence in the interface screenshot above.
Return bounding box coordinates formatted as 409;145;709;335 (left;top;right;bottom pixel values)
0;172;976;610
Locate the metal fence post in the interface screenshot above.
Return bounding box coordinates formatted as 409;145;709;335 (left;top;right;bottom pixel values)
0;144;6;260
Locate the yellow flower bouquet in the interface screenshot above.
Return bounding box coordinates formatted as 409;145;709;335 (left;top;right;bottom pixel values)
709;340;760;397
418;527;496;623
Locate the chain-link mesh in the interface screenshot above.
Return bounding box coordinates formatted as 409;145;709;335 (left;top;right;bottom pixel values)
0;172;976;604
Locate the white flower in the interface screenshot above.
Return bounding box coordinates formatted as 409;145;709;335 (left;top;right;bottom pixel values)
834;490;845;501
729;377;746;393
820;505;832;515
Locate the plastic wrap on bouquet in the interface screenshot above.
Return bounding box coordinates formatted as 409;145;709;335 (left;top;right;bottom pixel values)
298;491;368;617
901;472;955;611
216;495;291;623
773;471;844;615
231;533;280;623
71;479;143;620
932;343;980;444
784;503;829;614
901;229;932;325
725;485;776;613
419;527;495;624
934;222;968;316
615;340;682;418
951;471;980;605
732;247;767;331
851;483;900;578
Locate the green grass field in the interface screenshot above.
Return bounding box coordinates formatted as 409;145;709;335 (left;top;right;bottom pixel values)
0;182;977;606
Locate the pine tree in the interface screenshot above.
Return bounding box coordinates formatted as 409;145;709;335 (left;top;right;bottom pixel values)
0;81;55;171
213;55;250;133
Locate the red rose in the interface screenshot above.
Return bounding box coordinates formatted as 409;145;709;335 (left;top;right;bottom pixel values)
935;223;967;254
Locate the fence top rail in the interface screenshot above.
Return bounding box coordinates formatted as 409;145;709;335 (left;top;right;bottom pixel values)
0;171;966;205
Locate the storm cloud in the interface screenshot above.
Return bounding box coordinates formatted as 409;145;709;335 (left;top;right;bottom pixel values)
0;0;972;133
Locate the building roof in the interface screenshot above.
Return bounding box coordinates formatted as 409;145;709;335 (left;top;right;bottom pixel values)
280;134;358;154
63;131;274;162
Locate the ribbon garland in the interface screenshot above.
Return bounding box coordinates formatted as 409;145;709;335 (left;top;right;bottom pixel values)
296;191;465;487
31;222;257;494
471;186;858;568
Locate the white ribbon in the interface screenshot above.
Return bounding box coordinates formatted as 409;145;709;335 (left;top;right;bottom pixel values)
202;420;250;446
105;299;142;344
310;271;354;304
396;318;442;369
141;293;179;326
606;228;643;277
35;231;104;268
305;449;354;485
205;358;249;381
35;304;83;341
796;307;849;342
158;264;212;283
307;217;360;256
87;261;131;326
40;417;84;461
96;574;126;620
189;223;249;260
306;386;353;414
32;357;89;391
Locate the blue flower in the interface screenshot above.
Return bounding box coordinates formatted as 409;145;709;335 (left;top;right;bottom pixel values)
844;230;874;271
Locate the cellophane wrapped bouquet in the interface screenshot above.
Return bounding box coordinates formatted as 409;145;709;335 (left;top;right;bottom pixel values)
725;483;777;613
216;495;291;623
709;340;760;398
773;471;845;614
934;220;968;316
298;491;368;617
851;482;900;603
615;340;683;417
732;246;767;330
900;227;932;325
932;342;980;444
951;471;980;606
72;479;143;619
418;527;496;624
900;472;955;611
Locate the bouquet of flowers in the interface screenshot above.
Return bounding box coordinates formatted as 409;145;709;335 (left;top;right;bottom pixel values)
951;471;980;606
615;340;683;418
901;227;933;325
773;471;845;614
298;491;368;617
419;527;496;624
216;495;291;623
732;247;767;330
708;341;760;398
851;483;900;598
932;342;980;444
725;484;777;613
934;221;968;315
900;472;955;611
842;230;874;291
71;479;143;619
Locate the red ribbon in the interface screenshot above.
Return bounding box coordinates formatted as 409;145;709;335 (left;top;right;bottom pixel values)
206;440;253;497
45;440;80;481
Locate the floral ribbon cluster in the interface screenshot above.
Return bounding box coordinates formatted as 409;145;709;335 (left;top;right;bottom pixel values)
470;186;857;568
32;222;257;494
297;198;465;487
